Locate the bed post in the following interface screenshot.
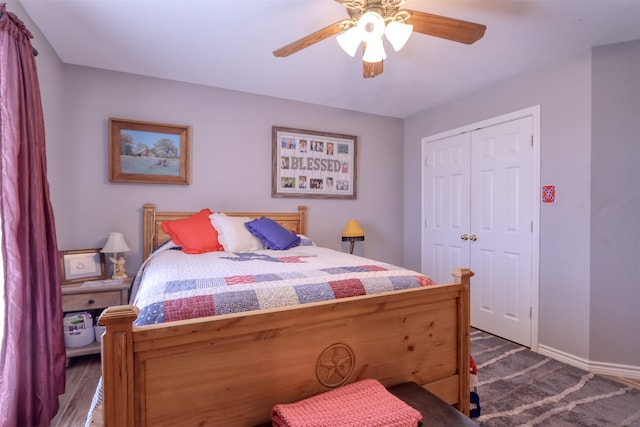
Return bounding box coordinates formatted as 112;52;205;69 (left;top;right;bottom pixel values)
451;268;473;416
297;205;308;236
99;305;139;427
142;203;156;260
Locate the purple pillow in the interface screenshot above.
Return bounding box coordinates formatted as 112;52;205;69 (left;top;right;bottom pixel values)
245;217;301;250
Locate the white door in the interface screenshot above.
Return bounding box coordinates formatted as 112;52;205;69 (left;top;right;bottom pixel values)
422;133;471;284
422;116;535;347
470;117;534;347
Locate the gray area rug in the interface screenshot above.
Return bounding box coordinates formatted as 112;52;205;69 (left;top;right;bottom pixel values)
471;329;640;426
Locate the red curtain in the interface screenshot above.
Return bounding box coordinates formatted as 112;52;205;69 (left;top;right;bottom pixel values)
0;4;66;427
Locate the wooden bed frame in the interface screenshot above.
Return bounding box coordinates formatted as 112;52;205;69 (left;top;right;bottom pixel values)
98;203;473;426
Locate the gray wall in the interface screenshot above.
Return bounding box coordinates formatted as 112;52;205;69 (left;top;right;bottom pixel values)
590;40;640;366
405;41;640;369
54;66;404;271
6;1;405;274
404;52;594;360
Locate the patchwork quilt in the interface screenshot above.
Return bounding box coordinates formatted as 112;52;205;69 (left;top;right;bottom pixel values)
131;239;435;326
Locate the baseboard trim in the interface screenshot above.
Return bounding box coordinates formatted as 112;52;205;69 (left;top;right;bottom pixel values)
589;360;640;380
538;344;640;380
538;344;590;371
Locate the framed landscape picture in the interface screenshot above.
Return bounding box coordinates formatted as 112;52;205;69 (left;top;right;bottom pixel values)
109;118;191;184
272;126;358;199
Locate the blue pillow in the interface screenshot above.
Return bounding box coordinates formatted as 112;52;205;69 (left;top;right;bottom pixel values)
245;217;301;250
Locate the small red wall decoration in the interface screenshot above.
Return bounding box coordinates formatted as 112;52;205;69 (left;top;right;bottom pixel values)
542;185;556;203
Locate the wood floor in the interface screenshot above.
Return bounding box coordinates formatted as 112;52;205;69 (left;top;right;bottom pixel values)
51;354;101;427
51;353;640;427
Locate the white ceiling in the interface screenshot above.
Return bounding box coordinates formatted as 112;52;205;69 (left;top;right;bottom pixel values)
18;0;640;118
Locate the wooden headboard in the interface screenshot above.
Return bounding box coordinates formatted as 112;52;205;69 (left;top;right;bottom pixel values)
142;203;308;260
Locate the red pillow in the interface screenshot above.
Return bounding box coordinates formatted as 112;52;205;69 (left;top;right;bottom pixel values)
161;208;223;254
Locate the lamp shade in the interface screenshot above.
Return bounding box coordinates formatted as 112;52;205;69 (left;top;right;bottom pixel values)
362;37;387;63
100;232;131;254
342;220;365;240
337;26;362;57
358;11;385;43
385;21;413;51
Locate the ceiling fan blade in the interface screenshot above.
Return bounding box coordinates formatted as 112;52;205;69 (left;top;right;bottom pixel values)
405;10;486;45
273;20;350;57
363;60;384;78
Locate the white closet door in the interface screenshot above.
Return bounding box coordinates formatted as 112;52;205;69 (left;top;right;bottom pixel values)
422;115;534;347
470;116;534;346
422;132;471;285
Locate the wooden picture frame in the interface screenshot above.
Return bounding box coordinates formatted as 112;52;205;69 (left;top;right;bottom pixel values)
272;126;358;199
59;248;107;285
109;117;191;185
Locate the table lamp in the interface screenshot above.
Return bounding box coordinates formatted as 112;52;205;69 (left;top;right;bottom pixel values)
100;232;131;280
342;219;365;254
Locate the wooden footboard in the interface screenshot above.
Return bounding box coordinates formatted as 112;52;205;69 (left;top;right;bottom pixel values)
99;268;473;427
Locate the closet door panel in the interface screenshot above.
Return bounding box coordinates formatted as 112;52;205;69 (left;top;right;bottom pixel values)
470;117;533;346
422;133;471;285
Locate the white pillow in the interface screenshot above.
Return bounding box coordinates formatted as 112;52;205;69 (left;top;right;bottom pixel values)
209;213;264;252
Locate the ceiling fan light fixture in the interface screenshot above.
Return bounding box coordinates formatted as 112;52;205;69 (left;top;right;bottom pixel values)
272;1;486;79
362;37;387;63
358;11;385;43
385;20;413;51
337;26;361;57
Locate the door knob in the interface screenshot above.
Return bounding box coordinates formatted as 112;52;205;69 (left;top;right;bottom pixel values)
469;234;478;241
461;234;469;241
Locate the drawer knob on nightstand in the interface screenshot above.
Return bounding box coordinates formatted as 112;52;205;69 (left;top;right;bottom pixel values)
88;299;95;305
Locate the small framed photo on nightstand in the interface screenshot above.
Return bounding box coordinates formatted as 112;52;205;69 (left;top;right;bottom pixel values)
59;249;107;285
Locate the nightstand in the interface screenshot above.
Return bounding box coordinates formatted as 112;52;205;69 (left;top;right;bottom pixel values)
61;278;133;360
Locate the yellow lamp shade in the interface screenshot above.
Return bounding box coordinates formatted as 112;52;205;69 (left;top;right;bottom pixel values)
342;220;364;254
342;220;365;240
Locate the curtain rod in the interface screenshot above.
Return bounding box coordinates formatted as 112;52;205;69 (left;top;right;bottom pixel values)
0;11;39;56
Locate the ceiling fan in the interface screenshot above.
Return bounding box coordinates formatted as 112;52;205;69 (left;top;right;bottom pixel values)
273;0;486;78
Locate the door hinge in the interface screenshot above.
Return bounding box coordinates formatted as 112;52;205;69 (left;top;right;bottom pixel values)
531;221;533;232
530;135;534;147
530;307;532;319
